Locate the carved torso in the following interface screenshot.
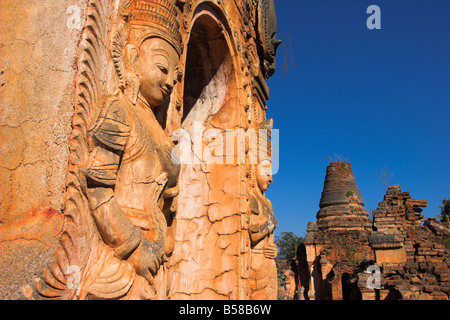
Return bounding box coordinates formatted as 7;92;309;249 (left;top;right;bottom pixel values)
249;189;277;254
248;188;278;300
117;98;178;196
88;94;180;247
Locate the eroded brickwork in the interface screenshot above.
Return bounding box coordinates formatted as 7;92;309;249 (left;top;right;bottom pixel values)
297;163;449;300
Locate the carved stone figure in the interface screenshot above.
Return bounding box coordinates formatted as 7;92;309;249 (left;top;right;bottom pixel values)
82;0;183;299
2;0;281;300
248;119;278;300
78;1;182;299
23;0;183;300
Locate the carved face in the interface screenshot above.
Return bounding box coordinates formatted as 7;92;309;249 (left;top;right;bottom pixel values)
256;160;273;193
135;37;179;107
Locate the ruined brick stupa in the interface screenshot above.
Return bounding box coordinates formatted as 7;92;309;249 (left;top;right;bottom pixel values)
316;161;371;231
295;162;449;301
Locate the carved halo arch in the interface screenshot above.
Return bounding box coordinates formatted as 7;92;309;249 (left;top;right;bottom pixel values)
178;0;246;124
187;1;239;57
170;0;251;300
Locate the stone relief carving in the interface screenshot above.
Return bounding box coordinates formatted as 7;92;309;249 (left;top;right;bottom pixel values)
24;0;182;300
17;0;280;301
257;0;282;78
248;119;278;300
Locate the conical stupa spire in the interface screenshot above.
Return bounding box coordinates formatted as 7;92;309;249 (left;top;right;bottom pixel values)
316;162;371;231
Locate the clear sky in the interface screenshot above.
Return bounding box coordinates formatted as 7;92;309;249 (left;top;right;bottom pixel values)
266;0;450;238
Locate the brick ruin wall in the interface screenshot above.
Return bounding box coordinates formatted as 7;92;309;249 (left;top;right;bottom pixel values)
291;184;449;300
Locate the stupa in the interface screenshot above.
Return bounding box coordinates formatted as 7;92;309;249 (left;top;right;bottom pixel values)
316;161;371;231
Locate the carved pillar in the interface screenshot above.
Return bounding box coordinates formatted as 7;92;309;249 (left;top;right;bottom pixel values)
330;276;343;301
168;0;280;300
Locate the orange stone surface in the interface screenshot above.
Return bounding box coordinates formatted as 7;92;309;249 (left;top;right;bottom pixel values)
0;0;281;300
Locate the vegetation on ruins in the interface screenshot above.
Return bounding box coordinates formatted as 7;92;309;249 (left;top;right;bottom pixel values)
329;231;362;266
274;232;304;297
436;198;450;223
275;232;304;261
327;153;349;164
317;229;328;243
376;166;394;196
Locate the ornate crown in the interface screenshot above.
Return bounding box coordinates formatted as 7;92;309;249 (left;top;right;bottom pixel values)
126;0;182;55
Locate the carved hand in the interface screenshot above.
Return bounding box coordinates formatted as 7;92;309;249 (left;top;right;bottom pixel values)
127;238;162;291
264;243;278;260
266;220;276;234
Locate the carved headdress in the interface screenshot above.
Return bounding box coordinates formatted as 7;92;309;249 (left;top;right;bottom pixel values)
258;119;273;163
112;0;182;92
248;119;273;190
126;0;182;54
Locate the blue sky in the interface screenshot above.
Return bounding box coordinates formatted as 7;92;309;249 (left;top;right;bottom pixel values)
266;0;450;237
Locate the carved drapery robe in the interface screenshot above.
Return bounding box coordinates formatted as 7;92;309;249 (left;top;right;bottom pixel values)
80;94;180;299
248;189;278;300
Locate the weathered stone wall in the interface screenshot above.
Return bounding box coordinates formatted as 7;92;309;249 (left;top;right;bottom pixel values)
0;0;85;299
167;0;277;300
371;186;449;300
373;185;427;234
